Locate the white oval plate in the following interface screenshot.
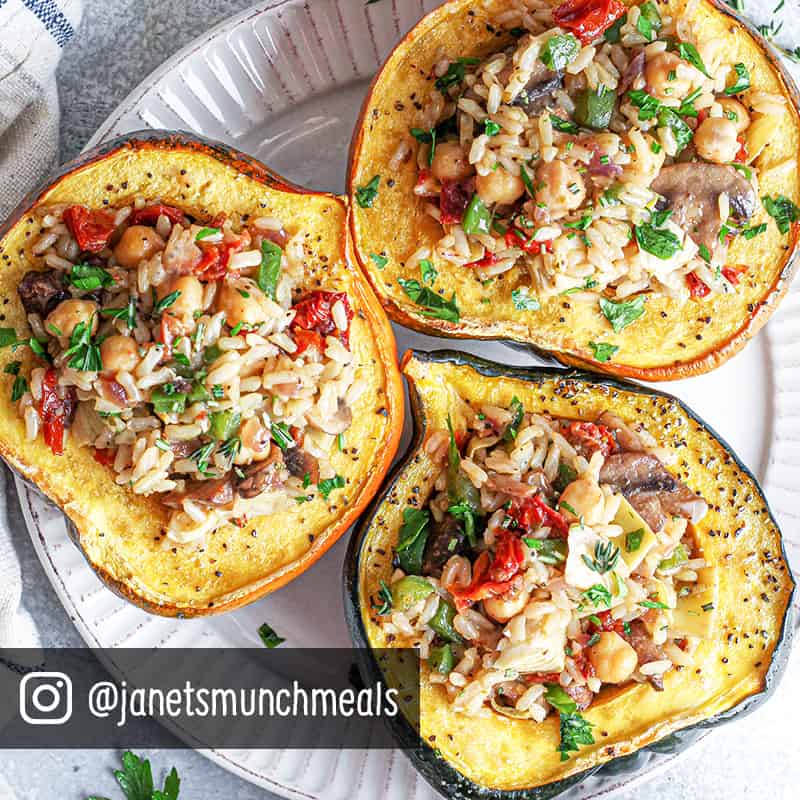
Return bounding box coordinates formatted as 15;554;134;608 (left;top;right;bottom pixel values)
17;0;800;798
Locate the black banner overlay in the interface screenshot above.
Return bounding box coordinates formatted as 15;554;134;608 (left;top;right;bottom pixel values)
0;648;419;749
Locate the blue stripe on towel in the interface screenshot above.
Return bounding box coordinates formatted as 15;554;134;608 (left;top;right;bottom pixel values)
21;0;75;47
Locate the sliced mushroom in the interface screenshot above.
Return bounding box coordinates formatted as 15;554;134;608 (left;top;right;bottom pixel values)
236;445;285;499
283;446;320;485
500;53;563;114
18;270;69;317
162;477;234;508
306;399;352;436
651;163;756;253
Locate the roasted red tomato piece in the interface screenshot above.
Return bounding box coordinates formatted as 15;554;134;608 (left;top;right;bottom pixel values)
552;0;626;44
62;205;116;253
291;291;353;350
128;203;186;226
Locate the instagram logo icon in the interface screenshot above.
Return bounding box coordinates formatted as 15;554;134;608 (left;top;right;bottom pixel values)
19;672;73;726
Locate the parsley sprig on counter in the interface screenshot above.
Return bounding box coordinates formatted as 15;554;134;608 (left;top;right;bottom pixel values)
86;751;179;800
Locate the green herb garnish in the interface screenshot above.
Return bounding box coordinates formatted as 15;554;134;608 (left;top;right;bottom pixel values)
356;175;381;208
258;622;285;648
599;295;646;333
398;279;460;322
257;240;282;300
318;474;345;499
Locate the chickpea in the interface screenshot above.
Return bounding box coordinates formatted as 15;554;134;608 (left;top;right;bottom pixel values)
45;298;98;340
430;142;474;182
717;97;750;134
100;335;139;374
558;477;605;526
214;278;272;329
694;116;740;164
113;225;165;268
534;161;586;220
241;417;272;460
645;52;693;101
157;275;204;332
484;588;530;624
588;631;638;684
476;168;525;207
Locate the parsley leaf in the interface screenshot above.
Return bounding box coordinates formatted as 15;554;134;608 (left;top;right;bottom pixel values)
270;421;294;451
540;34;580;71
657;107;693;154
557;711;595;761
625;528;644;552
11;375;27;402
634;221;682;260
485;119;501;137
63;317;102;372
398;279;460;322
550;114;580;134
627;89;661;121
92;751;180;800
258;622;285;648
420;258;438;285
544;683;577;715
257;240;282;300
100;296;137;330
69;263;115;292
639;599;670;609
763;194;800;234
435;57;479;93
375;579;393;615
356;175;381;208
588;341;618;363
370;252;389;270
318;474;345;499
523;537;567;564
503;396;524;442
511;287;541;311
677;41;710;77
154;290;181;314
724;62;751;95
581;583;613;608
599;295;646;333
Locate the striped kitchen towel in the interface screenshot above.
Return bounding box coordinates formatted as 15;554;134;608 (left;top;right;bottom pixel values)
0;0;83;222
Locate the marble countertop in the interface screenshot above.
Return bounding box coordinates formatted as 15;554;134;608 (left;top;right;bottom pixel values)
2;0;797;797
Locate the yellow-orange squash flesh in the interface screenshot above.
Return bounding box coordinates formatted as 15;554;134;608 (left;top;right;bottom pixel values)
352;351;794;792
349;0;800;381
0;133;403;616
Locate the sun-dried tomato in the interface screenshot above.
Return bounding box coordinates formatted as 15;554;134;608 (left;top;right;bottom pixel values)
552;0;626;44
128;203;185;226
722;264;747;286
564;421;617;457
488;532;526;583
39;368;68;455
62;205;117;253
452;551;518;611
440;177;475;224
505;228;554;255
93;448;116;467
686;271;711;299
734;137;748;164
291;291;353;351
509;494;570;536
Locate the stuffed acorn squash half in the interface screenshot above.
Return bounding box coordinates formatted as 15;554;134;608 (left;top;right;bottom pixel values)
349;0;800;380
0;131;402;616
345;350;794;797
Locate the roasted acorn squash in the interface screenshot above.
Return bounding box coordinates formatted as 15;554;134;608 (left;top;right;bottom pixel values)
0;131;403;616
345;350;794;797
348;0;800;380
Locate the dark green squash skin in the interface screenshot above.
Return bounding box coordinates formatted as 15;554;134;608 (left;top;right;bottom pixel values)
344;349;795;800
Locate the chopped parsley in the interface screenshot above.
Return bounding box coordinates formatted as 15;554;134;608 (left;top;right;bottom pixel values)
434;57;479;93
550;114;580;134
100;296;137;330
10;375;27;402
258;622;285;648
375;579;393;615
524;538;568;565
724;62;751;95
195;226;220;240
68;263;114;292
582;584;613;609
742;223;768;240
539;34;580;71
503;396;524;442
588;341;618;363
599;295;646;333
636;1;662;41
63;317;102;372
420;258;437;285
676;41;710;78
398;278;460;322
544;684;595;761
484;119;501;137
511;287;541;311
639;599;670;610
257;239;282;300
763;194;800;235
318;474;345;499
625;528;644;552
634;220;682;260
370;252;389;270
356;175;381;208
271;421;294;451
